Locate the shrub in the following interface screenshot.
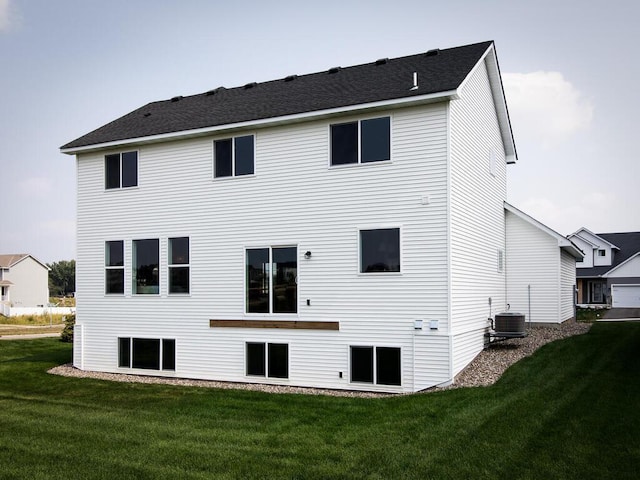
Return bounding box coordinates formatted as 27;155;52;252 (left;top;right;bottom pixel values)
60;315;75;343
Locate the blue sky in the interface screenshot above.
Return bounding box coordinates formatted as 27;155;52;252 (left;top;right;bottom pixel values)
1;0;638;262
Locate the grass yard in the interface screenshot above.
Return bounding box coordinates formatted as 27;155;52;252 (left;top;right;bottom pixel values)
0;323;638;479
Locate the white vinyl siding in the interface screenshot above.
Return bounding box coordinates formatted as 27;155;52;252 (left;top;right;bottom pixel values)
448;58;508;366
505;210;561;324
75;104;450;393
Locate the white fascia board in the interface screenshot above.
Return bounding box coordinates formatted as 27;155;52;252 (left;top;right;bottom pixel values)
61;90;458;155
505;202;584;258
603;252;640;277
458;43;517;163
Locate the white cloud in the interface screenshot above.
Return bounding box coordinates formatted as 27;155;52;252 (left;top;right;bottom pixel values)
503;71;594;146
0;0;11;32
19;177;54;197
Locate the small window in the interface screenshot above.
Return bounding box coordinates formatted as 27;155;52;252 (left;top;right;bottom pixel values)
350;346;401;386
598;249;606;257
497;249;504;273
118;337;175;371
169;237;190;294
246;342;266;376
246;342;288;379
350;346;374;383
105;241;124;294
133;239;159;294
360;228;400;273
105;151;138;189
118;337;130;367
246;247;297;314
268;343;289;379
214;135;254;178
330;117;390;166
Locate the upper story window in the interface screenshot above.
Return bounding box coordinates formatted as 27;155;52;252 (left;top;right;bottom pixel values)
360;228;400;273
214;135;254;178
105;241;124;294
598;249;606;257
168;237;190;294
133;239;159;295
330;116;390;166
105;151;138;189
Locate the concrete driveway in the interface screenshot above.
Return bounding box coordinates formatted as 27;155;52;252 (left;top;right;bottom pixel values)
600;308;640;321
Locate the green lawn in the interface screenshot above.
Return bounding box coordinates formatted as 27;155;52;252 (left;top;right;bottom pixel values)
0;323;638;479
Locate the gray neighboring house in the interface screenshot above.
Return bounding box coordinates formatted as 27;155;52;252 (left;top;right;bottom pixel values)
0;254;50;313
568;229;640;307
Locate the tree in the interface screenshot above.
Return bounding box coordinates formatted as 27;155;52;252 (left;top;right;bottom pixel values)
48;260;76;296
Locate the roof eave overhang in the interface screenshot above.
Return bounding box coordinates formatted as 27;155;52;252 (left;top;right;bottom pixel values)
61;89;460;155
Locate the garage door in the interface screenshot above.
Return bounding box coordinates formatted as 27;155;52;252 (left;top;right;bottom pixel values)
611;284;640;308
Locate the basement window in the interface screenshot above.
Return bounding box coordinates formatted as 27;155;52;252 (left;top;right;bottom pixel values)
214;135;254;178
330;117;390;166
350;346;401;386
246;342;289;378
105;151;138;189
118;338;175;371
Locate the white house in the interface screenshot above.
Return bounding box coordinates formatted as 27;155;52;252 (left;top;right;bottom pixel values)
0;254;50;314
569;228;640;307
61;41;579;393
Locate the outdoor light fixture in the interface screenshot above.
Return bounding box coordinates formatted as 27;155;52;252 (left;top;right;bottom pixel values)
304;251;312;259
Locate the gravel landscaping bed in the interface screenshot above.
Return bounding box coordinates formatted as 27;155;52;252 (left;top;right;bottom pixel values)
48;321;591;398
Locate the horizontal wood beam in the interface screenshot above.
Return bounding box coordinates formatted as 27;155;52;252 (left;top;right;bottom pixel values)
210;319;339;330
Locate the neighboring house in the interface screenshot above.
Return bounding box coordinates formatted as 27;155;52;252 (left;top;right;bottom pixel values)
0;254;50;314
61;41;578;393
569;228;640;307
505;204;582;324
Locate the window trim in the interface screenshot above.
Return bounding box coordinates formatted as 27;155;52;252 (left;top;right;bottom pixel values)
168;236;190;295
349;345;401;386
104;150;139;190
358;226;402;275
329;115;392;168
212;134;256;179
244;245;298;316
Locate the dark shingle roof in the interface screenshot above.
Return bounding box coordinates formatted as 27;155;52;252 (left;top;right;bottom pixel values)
61;41;493;150
577;232;640;277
